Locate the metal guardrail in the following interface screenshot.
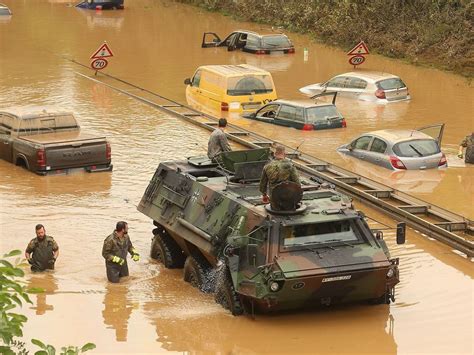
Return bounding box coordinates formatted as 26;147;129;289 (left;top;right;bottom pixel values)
73;63;474;257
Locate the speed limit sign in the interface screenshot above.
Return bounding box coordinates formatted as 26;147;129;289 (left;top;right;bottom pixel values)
348;55;365;66
90;58;108;70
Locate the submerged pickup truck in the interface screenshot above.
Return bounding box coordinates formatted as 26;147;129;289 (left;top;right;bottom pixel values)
0;106;112;175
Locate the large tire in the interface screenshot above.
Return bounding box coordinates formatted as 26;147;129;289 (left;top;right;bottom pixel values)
369;292;390;305
183;255;214;293
150;227;185;268
215;266;244;316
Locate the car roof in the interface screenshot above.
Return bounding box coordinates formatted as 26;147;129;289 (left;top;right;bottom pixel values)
199;64;271;77
273;99;334;108
0;106;73;119
235;30;288;38
368;129;433;142
335;71;400;82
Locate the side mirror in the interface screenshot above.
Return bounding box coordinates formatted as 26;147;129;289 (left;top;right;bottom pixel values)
375;231;383;240
184;78;191;85
250;112;257;118
396;222;406;244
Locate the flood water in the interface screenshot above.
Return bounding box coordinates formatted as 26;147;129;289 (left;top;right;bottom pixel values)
0;1;473;354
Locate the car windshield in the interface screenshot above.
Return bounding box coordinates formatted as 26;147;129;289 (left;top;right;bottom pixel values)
281;219;360;247
227;75;274;96
261;35;291;48
306;105;341;123
393;139;440;157
377;78;406;90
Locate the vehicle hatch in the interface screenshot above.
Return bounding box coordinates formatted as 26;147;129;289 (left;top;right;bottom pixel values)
376;78;408;101
416;124;444;145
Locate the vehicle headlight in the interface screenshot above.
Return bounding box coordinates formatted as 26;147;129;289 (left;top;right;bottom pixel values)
270;281;280;292
387;268;395;278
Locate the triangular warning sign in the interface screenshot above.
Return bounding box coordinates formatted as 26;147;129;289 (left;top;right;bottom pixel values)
90;42;114;59
347;41;369;56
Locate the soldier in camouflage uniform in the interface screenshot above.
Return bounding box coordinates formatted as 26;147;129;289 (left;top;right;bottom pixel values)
259;144;300;209
102;221;140;283
25;224;59;272
207;118;231;161
458;133;474;164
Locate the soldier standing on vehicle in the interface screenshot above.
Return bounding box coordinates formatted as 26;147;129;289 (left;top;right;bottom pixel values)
207;118;231;161
259;144;300;207
25;224;59;272
102;221;140;283
458;133;474;164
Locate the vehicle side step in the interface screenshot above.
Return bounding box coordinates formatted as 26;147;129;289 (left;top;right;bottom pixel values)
253;141;274;147
161;104;182;108
228;132;249;136
399;205;429;214
205;122;218;126
183;113;202;117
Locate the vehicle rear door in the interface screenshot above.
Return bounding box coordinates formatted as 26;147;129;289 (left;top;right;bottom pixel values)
416;124;445;146
274;105;305;129
365;137;391;168
376;78;409;101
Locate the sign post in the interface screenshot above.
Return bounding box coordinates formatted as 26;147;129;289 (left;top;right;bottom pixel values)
90;42;114;74
347;41;369;69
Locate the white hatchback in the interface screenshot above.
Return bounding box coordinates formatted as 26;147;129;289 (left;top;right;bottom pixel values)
300;71;410;103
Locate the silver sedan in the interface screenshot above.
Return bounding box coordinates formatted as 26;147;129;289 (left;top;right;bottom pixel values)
300;71;410;103
337;125;447;170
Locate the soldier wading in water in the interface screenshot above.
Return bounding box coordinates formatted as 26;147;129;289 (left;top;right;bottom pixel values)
102;221;140;283
25;224;59;272
259;144;300;209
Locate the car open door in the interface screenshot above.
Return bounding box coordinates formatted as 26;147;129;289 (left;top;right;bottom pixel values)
201;32;222;48
416;124;445;145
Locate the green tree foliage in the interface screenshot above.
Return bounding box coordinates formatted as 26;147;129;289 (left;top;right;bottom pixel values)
178;0;473;77
0;250;96;355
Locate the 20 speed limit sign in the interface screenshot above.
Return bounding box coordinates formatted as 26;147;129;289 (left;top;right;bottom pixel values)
348;55;365;66
90;58;108;70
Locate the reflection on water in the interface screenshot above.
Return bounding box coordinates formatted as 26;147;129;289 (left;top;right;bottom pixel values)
28;273;58;316
102;284;134;342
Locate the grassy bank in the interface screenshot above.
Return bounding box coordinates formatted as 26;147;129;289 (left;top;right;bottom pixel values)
177;0;473;78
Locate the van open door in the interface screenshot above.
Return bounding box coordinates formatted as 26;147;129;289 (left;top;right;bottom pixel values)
416;124;445;145
201;32;221;48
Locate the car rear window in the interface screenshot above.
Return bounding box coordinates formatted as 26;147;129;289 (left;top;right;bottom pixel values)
377;78;406;90
393;139;440;157
306;105;341;123
227;75;274;96
261;35;291;48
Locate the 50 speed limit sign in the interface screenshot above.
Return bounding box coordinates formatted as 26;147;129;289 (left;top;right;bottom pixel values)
90;58;108;70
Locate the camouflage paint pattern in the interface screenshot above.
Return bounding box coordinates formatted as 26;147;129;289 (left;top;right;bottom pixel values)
138;149;399;313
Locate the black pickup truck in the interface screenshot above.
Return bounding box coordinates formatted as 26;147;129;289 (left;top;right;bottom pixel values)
0;106;112;175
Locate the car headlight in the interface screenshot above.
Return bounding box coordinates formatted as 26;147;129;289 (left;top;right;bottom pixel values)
387;268;395;278
270;281;280;292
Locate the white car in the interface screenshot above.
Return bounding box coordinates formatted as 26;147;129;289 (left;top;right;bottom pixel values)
300;72;410;103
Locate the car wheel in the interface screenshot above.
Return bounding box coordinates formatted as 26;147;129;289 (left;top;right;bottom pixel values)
151;226;185;268
215;266;244;316
183;255;213;293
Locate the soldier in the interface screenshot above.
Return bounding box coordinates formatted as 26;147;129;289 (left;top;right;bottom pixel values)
102;221;140;283
25;224;59;272
458;133;474;164
259;145;300;207
207;118;231;161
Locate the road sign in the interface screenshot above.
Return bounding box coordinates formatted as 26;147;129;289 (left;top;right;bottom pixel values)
90;42;114;59
348;55;365;66
347;41;369;56
90;58;108;70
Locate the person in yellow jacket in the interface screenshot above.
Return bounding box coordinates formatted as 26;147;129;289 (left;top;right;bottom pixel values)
102;221;140;283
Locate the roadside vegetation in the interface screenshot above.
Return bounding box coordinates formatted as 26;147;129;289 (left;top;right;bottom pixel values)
177;0;473;77
0;250;95;355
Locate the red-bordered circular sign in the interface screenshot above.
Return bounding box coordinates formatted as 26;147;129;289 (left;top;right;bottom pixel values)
348;55;365;66
90;58;108;70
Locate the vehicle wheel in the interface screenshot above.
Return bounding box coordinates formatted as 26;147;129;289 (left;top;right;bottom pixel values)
183;255;214;293
215;267;244;316
150;227;185;268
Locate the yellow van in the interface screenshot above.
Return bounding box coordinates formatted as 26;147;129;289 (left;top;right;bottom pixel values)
184;64;277;114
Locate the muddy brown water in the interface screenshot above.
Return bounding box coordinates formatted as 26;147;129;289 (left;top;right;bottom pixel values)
0;1;472;354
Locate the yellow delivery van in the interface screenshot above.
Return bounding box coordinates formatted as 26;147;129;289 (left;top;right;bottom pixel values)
184;64;277;113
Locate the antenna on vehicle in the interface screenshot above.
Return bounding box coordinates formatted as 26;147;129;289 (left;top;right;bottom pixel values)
290;140;305;161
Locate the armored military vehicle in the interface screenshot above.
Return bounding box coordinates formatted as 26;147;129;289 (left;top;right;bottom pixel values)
137;148;404;315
